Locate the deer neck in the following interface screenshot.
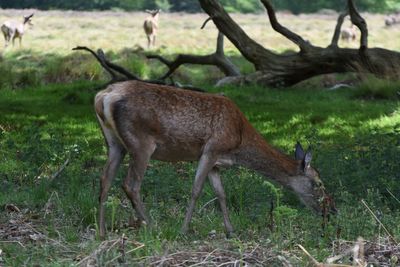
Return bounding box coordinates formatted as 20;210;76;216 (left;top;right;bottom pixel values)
233;128;300;185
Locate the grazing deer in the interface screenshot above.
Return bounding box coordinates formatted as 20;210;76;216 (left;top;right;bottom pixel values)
1;14;34;48
385;13;400;27
143;9;160;48
341;24;357;42
95;80;336;238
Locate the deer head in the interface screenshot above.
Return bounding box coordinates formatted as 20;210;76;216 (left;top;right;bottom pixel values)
23;14;34;26
289;142;336;215
145;9;160;17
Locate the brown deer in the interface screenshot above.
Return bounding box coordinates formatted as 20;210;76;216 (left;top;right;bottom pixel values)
143;9;160;48
95;80;336;238
1;14;34;48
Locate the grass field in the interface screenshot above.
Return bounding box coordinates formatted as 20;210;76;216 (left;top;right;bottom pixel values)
0;8;400;266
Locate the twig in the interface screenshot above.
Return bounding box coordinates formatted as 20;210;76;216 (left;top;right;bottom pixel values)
361;199;397;244
0;240;26;248
201;16;214;29
297;244;320;266
105;243;145;265
188;249;218;266
198;197;218;213
50;158;70;181
386;188;400;206
327;247;353;264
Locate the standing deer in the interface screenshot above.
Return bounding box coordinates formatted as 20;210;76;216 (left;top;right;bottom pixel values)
95;80;336;239
143;9;160;48
1;14;34;48
341;24;357;42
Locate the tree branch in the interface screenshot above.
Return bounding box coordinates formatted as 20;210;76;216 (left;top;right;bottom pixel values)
199;0;274;70
347;0;368;50
330;12;348;47
72;46;140;81
72;46;118;81
148;48;240;79
200;16;214;29
216;31;224;55
147;29;240;79
259;0;313;52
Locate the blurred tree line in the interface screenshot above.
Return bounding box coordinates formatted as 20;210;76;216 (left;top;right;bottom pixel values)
0;0;398;13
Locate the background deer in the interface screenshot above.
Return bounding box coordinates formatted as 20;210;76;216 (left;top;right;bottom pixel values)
94;80;336;238
143;9;160;48
385;11;400;27
1;14;34;48
341;24;357;42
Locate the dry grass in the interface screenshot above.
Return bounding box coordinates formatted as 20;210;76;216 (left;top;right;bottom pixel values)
0;9;399;57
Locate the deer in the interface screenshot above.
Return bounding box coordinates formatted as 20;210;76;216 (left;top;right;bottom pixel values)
143;9;160;48
341;24;357;42
94;80;336;239
1;14;34;48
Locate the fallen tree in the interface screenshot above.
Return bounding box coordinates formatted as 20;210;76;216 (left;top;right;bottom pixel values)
196;0;400;87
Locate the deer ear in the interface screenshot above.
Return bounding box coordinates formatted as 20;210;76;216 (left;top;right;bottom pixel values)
294;142;305;160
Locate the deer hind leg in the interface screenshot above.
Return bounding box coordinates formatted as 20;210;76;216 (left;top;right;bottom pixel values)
98;122;126;239
2;31;7;47
208;168;234;237
122;138;156;226
146;35;151;48
181;153;217;234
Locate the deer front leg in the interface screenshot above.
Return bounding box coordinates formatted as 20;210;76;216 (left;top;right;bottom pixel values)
2;32;8;47
208;168;234;237
12;35;16;47
181;153;217;234
99;143;126;239
122;141;155;226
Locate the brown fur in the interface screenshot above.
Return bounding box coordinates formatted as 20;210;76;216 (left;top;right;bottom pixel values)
95;80;335;238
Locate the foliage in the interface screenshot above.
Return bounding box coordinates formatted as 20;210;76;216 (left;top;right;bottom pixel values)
0;0;397;13
351;77;400;100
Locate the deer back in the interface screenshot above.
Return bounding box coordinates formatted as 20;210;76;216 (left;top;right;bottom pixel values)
95;81;245;161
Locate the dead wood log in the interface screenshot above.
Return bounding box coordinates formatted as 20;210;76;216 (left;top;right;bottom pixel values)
198;0;400;87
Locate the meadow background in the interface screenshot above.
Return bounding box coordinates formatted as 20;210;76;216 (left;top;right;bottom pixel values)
0;8;399;266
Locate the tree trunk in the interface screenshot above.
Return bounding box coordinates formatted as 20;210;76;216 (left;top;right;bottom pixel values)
199;0;400;87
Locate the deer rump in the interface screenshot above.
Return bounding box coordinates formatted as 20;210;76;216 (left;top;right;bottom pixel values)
143;20;156;35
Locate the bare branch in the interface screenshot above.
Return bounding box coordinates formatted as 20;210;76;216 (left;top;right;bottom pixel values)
73;46;141;81
347;0;368;50
259;0;313;52
72;46;119;81
330;12;349;47
199;0;273;69
215;31;224;55
147;31;240;80
146;54;172;67
201;17;214;29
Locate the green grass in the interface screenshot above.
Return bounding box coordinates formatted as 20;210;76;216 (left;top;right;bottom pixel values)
0;80;399;266
0;9;399;266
